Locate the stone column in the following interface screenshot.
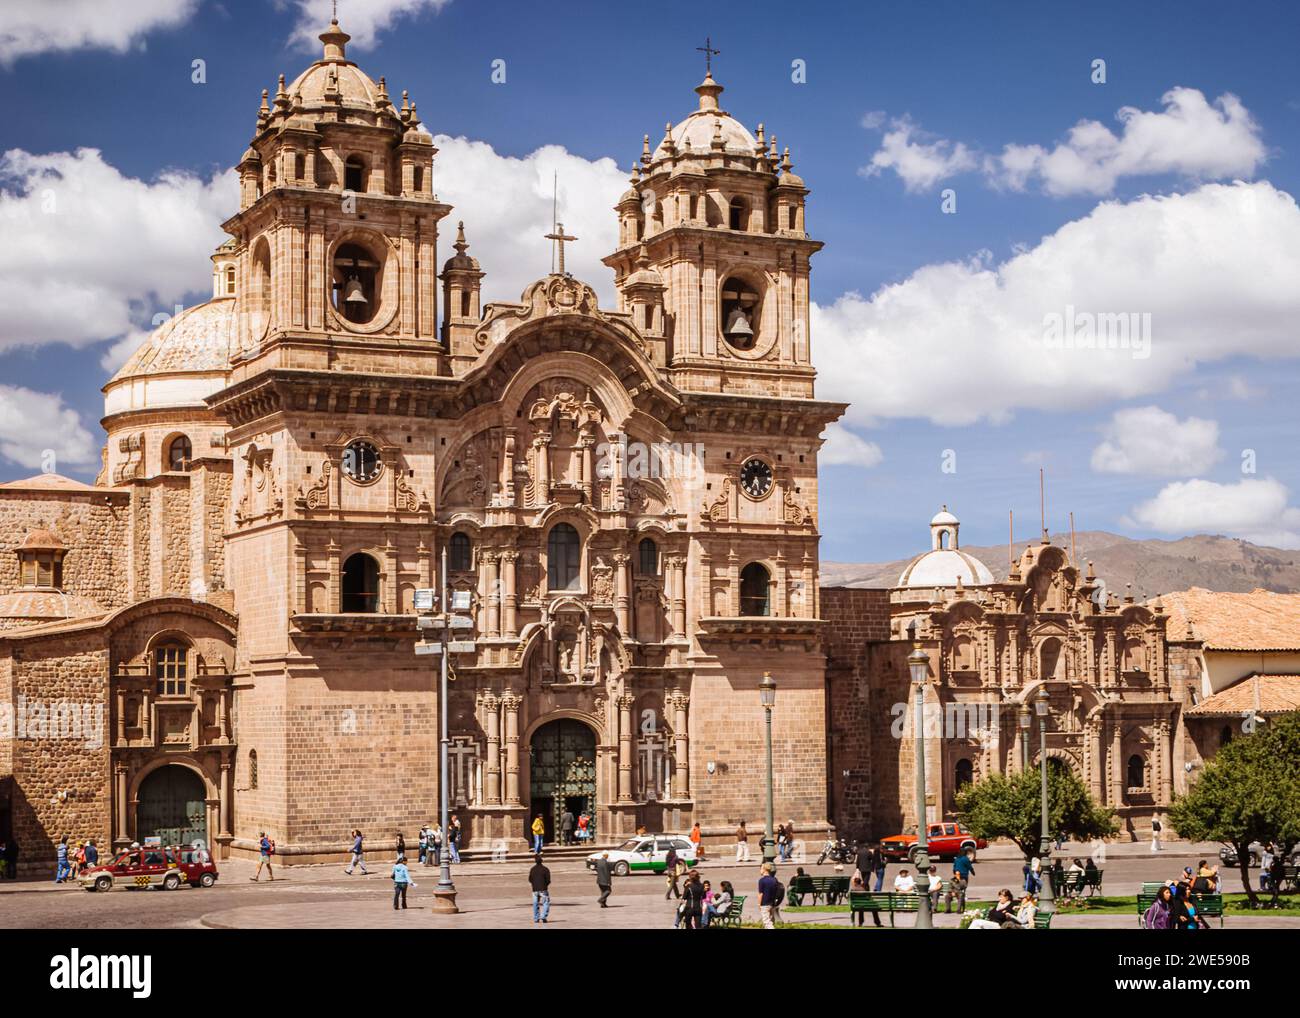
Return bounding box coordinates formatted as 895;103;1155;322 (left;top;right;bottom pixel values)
533;435;551;506
114;763;129;844
484;552;500;636
580;433;595;503
669;555;686;638
115;688;125;746
617;695;634;802
1087;718;1104;801
613;552;631;634
501;551;518;638
1109;716;1123;806
217;687;230;744
484;695;502;805
1156;717;1172;805
220;760;233;838
670;692;690;799
503;694;522;806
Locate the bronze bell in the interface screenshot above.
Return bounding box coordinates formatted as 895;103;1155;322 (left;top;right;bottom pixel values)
724;307;754;341
342;275;368;304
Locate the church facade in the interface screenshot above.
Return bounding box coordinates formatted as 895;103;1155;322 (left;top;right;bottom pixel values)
0;18;844;868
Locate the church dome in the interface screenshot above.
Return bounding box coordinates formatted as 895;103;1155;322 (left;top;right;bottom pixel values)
896;505;994;589
652;74;759;160
103;299;235;415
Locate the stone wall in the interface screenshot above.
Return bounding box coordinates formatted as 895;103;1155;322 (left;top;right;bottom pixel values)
0;490;130;608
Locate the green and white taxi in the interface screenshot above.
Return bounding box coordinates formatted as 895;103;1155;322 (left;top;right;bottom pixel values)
587;834;698;876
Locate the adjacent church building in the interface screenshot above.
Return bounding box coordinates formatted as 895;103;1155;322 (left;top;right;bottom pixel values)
2;19;1297;873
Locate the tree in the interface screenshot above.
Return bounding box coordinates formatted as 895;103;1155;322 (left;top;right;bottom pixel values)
954;766;1118;858
1168;711;1300;906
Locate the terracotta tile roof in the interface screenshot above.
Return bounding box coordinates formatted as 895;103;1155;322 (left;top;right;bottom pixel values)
1185;674;1300;718
1157;587;1300;651
0;473;98;492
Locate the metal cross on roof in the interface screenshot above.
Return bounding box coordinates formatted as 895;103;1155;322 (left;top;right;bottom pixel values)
545;223;577;276
696;36;720;74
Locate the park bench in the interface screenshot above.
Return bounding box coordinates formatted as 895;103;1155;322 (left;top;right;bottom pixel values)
785;875;814;907
848;891;920;927
1033;910;1054;929
786;874;850;906
1137;891;1224;928
1050;871;1085;897
1083;869;1104;896
713;894;746;928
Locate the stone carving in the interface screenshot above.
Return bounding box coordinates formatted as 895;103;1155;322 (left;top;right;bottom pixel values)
783;487;813;526
113;433;145;483
297;460;331;511
394;471;423;512
700;477;732;523
590;555;614;603
235;444;283;526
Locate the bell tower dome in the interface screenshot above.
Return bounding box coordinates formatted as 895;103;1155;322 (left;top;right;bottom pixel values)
603;71;822;398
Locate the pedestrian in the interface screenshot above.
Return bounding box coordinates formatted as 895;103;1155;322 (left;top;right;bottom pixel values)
252;831;275;881
853;842;884;926
395;830;406;859
703;880;734;927
560;808;575;846
391;854;413;910
418;824;429;866
689;821;703;861
529;853;551;924
758;862;782;929
576;811;591;843
428;823;442;867
344;829;368;875
530;813;546;853
664;847;682;899
84;840;98;868
1260;843;1275;892
594;850;613;907
680;870;705;929
870;840;887;892
849;871;868;926
1150;815;1163;852
947;847;974;913
448;815;462;863
735;821;751;863
776;823;789;862
55;835;69;883
1143;884;1173;929
785;819;797;861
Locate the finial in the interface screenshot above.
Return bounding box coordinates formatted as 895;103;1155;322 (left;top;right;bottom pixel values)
630;161;641;184
642;133;652;163
377;76;388;99
258;88;270;120
320;13;350;61
453;221;469;254
781;147;792;173
710;119;724;151
694;70;724;112
273;74;290;113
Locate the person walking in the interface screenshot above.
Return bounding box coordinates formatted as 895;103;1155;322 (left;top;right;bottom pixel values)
758;863;782;929
395;830;406;860
870;841;887;892
689;822;704;861
560;808;575;846
54;836;70;883
391;854;413;911
529;854;551;924
735;821;751;863
84;840;98;868
448;815;462;863
428;823;442;867
1150;815;1163;853
947;847;974;912
418;824;429;866
594;850;614;907
344;829;368;875
1143;884;1173;929
680;870;706;929
251;832;275;881
530;813;546;853
576;811;591;844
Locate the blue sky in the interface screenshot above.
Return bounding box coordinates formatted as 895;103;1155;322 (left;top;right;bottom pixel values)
2;0;1298;562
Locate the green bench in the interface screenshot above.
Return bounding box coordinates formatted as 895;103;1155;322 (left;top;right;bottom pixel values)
1033;910;1055;929
1050;871;1085;897
1137;890;1223;927
848;891;920;927
712;894;746;928
786;875;849;906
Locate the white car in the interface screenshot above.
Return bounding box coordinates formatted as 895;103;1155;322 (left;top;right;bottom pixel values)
587;834;698;876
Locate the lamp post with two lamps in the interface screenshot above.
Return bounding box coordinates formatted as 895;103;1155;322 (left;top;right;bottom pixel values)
1034;685;1056;915
907;643;933;930
760;671;777;866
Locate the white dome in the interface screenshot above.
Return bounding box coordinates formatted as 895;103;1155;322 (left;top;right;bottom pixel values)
898;548;994;588
931;507;959;526
103;299;234;415
651;74;758;161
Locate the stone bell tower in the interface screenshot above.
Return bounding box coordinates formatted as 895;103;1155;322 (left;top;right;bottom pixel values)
603;69;821;399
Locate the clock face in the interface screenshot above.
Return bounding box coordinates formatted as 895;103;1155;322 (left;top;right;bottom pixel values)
739;457;773;499
342;440;382;482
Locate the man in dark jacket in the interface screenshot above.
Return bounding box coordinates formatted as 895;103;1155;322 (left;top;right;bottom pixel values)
594;851;613;907
680;871;706;929
529;854;551;924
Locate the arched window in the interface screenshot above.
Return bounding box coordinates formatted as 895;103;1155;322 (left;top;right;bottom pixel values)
955;758;974;790
342;553;380;613
740;562;770;617
251;238;272;333
547;524;581;591
412;165;424;193
720;275;760;351
248;750;258;790
728;197;748;231
167;435;192;472
224;265;235;295
1127;754;1146;788
448;532;472;572
332;242;380;325
638;538;658;576
1039;638;1063;681
344;155;366;193
154;643;188;696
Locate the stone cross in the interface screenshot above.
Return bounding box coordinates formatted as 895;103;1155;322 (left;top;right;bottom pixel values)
545;223;576;275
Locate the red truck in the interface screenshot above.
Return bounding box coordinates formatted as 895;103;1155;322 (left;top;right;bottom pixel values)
79;845;219;891
880;822;986;862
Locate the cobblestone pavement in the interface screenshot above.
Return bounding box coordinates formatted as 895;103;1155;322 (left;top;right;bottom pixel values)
4;842;1297;929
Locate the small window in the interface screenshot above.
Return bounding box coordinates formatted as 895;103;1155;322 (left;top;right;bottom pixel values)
547;523;582;591
167;435;193;472
225;265;235;295
294;153;305;182
740;562;770;617
449;532;472;572
955;758;973;790
460;290;471;317
413;165;424;193
1127;754;1145;788
638;538;658;576
249;750;259;790
344;155;366;193
787;206;796;230
342;553;380;613
155;644;188;696
728;197;747;231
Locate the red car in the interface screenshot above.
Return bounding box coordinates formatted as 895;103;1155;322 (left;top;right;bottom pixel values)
79;845;219;891
880;822;987;862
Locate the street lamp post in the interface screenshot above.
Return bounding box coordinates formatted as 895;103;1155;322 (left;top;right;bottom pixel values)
760;672;777;866
908;644;933;929
1034;685;1055;914
1018;703;1032;772
430;546;458;913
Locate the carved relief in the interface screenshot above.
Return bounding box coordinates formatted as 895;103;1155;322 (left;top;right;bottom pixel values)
235;444;283;526
783;487;813;526
700;477;732;523
297;460;331;511
113;433;145;483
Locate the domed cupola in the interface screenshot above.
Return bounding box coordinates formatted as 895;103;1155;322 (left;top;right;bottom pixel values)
897;506;995;589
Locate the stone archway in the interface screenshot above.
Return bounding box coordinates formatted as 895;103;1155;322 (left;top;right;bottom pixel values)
135;765;209;848
526;718;598;846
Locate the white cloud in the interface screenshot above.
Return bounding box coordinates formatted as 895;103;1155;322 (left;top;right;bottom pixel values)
859;116;977;193
0;385;97;469
986;88;1266;196
430;136;626;305
285;0;453;51
0;0;198;64
820;424;883;468
1090;406;1222;476
1128;477;1300;549
813;181;1300;428
0;148;237;353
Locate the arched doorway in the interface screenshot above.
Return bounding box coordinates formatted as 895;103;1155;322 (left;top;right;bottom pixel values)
528;719;596;844
136;766;208;848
